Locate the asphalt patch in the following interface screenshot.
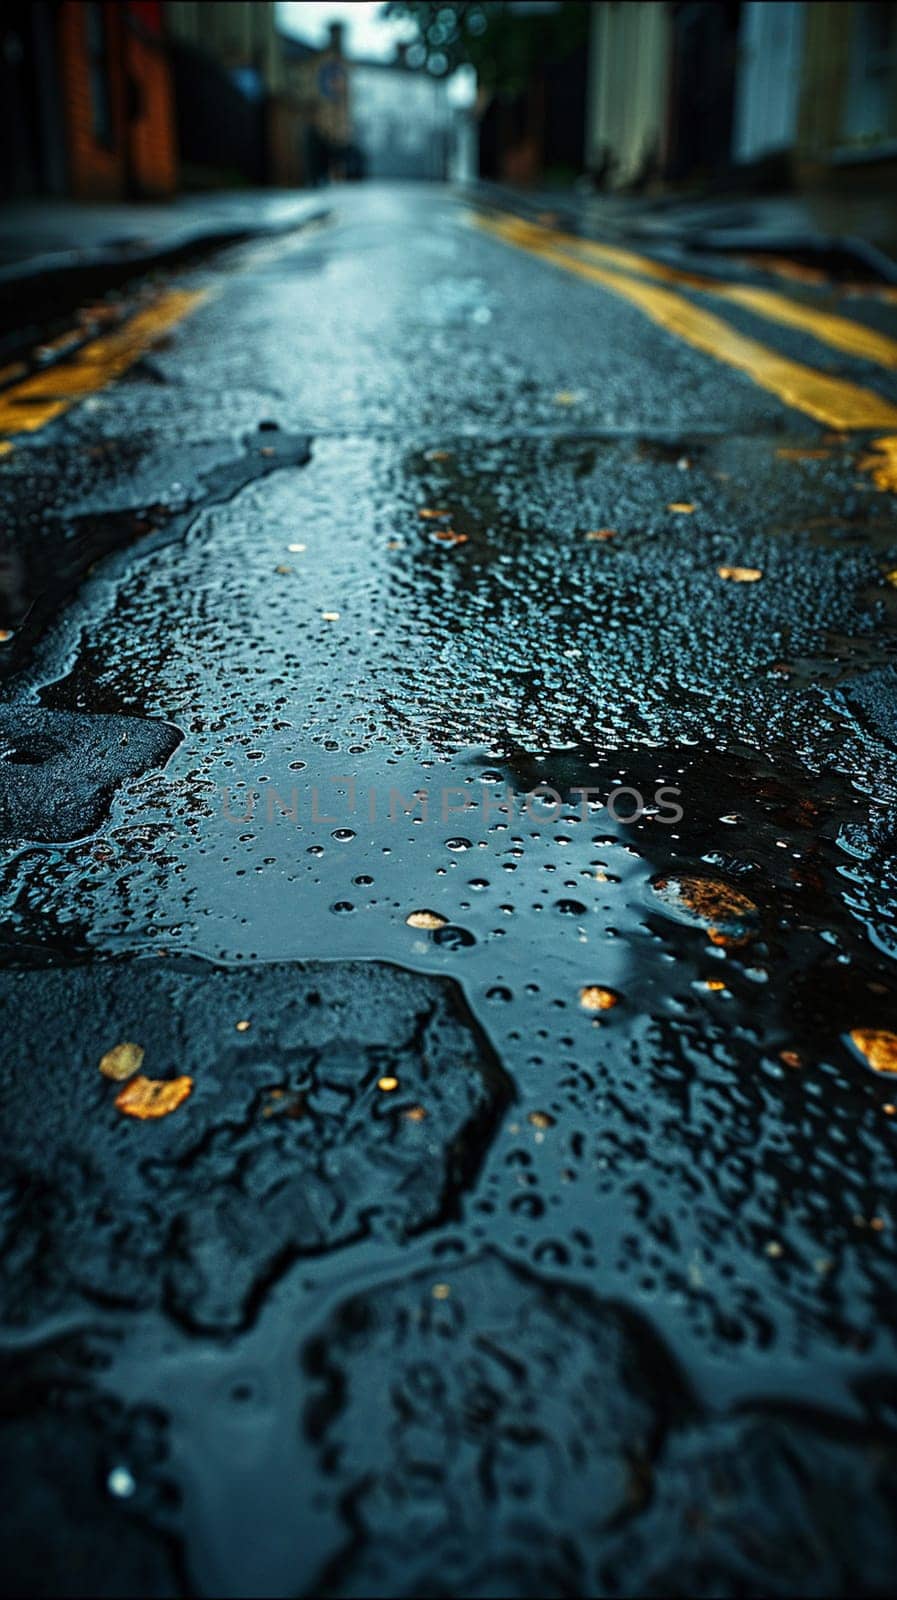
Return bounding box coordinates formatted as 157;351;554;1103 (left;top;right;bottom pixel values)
0;958;512;1334
0;705;182;843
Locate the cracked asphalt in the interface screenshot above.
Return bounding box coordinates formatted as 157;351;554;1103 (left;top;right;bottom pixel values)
3;184;897;1596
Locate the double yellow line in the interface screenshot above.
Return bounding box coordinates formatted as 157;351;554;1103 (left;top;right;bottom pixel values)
0;288;207;457
469;210;897;434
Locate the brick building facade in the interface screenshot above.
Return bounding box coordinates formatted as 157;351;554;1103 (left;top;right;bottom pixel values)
0;1;177;201
59;1;177;199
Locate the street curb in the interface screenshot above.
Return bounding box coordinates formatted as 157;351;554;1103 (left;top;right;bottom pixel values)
458;181;897;285
0;204;331;350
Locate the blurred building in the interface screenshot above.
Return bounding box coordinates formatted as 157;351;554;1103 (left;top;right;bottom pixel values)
586;2;671;188
2;3;474;203
164;0;279;186
797;1;897;175
1;1;177;200
350;46;452;181
583;1;897;195
161;5;349;188
585;2;741;189
732;2;806;170
477;2;591;186
277;22;350;186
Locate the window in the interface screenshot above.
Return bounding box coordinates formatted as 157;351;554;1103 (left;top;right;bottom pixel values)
86;3;114;148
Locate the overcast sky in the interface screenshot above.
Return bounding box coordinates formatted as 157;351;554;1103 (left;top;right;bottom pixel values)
276;1;417;60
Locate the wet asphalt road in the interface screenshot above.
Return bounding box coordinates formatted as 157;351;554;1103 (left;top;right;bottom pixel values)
3;184;897;1596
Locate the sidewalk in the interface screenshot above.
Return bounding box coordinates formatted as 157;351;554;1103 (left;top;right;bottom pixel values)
465;180;897;283
0;190;329;350
0;190;326;270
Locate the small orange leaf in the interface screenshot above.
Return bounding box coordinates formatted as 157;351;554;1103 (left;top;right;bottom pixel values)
849;1029;897;1074
115;1075;193;1119
653;875;759;945
585;529;616;541
718;565;762;582
579;985;619;1011
859;436;897;493
418;507;451;520
775;447;831;461
528;1110;555;1128
433;528;467;544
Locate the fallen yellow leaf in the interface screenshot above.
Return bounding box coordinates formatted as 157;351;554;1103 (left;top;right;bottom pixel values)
653;875;759;945
668;502;694;513
849;1028;897;1074
99;1041;144;1081
718;565;762;582
406;910;447;930
115;1074;193;1119
528;1110;555;1128
859;436;897;493
579;985;619;1011
775;447;831;461
418;507;451;520
884;570;897;587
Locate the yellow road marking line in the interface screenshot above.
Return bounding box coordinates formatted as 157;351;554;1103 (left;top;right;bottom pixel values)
479;212;897;370
0;288;207;447
469;212;897;430
716;282;897;368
